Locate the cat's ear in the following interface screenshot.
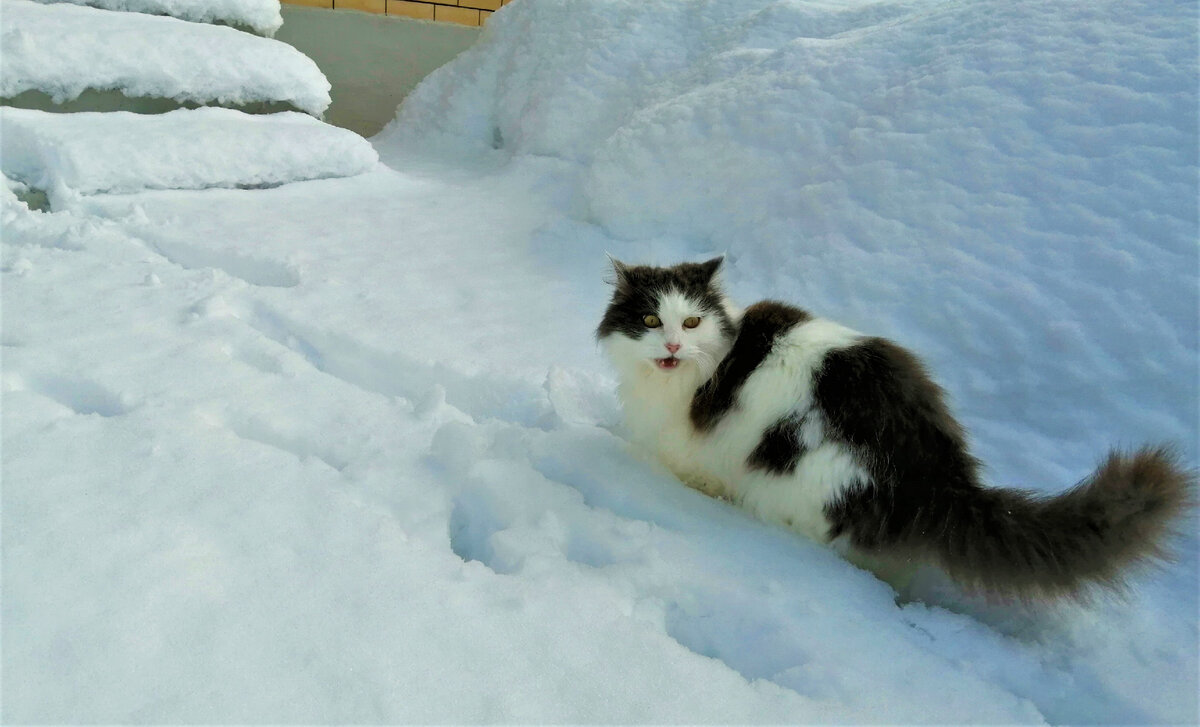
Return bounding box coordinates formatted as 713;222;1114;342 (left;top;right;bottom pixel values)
699;255;725;283
606;253;631;286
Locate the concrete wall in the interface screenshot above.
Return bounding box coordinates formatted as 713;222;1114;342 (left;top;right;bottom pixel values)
0;5;477;140
282;0;517;27
275;4;480;137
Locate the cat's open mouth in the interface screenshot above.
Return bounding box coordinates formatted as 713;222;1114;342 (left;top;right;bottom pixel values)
655;357;681;370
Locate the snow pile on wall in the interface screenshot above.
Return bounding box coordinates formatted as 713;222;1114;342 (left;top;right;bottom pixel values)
382;0;1198;473
26;0;282;35
1;107;378;199
1;0;329;114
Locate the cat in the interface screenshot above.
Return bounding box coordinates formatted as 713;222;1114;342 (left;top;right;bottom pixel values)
597;256;1194;600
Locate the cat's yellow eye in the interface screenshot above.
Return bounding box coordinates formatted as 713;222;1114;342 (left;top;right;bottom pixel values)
683;316;702;329
643;314;662;328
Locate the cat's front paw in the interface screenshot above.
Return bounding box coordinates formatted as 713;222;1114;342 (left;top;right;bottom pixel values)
681;474;734;502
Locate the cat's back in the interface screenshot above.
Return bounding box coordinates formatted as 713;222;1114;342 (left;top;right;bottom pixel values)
680;301;875;536
691;300;863;435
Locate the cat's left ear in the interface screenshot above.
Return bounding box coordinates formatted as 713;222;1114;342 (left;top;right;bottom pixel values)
699;255;725;283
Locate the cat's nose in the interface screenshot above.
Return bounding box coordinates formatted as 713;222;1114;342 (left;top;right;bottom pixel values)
665;343;681;354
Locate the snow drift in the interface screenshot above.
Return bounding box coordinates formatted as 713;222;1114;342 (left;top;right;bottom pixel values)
26;0;283;35
382;0;1197;478
1;107;378;199
0;0;329;114
4;0;1197;722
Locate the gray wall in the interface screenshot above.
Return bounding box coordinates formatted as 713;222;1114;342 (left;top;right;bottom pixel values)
276;6;480;138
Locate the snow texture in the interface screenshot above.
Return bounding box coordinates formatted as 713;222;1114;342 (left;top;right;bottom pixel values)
0;0;328;114
384;0;1198;481
26;0;282;35
0;107;379;200
3;0;1197;723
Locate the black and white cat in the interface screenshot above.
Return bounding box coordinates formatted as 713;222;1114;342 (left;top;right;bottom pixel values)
598;256;1193;600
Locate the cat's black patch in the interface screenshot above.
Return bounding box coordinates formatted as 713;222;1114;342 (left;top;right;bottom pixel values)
814;338;1196;600
816;337;976;543
747;414;807;475
689;301;811;432
596;258;733;341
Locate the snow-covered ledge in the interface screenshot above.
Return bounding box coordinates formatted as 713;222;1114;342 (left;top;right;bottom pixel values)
1;107;379;205
26;0;284;36
1;0;330;116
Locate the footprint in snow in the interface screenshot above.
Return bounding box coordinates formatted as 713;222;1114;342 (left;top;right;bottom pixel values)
146;234;301;289
12;371;133;417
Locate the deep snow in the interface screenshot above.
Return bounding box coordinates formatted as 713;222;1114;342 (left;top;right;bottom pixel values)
3;0;1197;723
0;107;378;203
0;0;328;114
26;0;283;35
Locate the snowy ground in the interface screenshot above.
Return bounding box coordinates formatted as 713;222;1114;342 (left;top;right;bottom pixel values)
3;0;1197;723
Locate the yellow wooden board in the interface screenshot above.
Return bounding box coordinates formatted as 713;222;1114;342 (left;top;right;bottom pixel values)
434;4;479;25
281;0;333;8
337;0;385;12
385;0;434;18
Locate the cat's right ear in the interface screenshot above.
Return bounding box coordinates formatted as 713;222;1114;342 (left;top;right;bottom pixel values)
699;255;725;282
605;253;631;287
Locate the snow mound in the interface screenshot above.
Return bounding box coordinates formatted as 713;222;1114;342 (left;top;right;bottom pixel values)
1;107;378;198
2;0;1196;722
26;0;282;35
0;0;329;115
382;0;1198;472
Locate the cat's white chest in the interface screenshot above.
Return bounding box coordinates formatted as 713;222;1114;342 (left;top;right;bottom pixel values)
617;365;786;501
617;369;740;498
612;318;870;544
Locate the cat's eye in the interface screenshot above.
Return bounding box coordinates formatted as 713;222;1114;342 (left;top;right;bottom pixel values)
683;316;702;329
643;314;662;328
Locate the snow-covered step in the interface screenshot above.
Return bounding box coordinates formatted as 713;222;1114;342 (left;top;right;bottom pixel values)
0;107;378;198
0;0;329;115
25;0;283;35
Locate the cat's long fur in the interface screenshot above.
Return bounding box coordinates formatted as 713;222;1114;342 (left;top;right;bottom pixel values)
598;257;1194;601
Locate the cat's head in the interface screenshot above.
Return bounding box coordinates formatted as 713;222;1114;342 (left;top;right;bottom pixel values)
597;256;736;379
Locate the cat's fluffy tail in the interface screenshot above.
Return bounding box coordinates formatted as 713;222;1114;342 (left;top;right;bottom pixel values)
918;446;1194;600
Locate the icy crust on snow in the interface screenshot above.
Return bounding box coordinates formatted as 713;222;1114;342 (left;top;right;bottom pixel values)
27;0;282;35
383;0;1198;476
0;0;329;114
0;107;378;198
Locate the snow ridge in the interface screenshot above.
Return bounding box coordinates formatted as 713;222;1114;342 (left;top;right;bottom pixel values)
1;0;329;114
27;0;283;35
0;107;378;200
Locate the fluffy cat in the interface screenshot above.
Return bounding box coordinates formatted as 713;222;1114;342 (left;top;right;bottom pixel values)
597;256;1193;600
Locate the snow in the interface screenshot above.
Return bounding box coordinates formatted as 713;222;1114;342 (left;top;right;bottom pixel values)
1;107;379;202
3;0;1197;723
26;0;283;35
383;0;1198;483
0;0;328;115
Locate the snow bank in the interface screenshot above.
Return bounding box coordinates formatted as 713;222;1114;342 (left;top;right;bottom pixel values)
3;0;1196;722
3;171;1050;725
0;0;328;114
383;0;1198;474
27;0;282;35
1;107;378;198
